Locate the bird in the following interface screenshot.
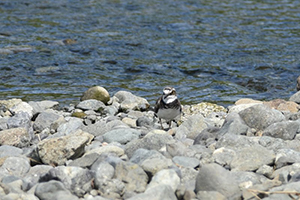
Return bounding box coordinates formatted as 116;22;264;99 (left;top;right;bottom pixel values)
154;86;182;129
297;76;300;91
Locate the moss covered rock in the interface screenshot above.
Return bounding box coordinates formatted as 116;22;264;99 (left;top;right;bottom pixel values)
80;86;110;104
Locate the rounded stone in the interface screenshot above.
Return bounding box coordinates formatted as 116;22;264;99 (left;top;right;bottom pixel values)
80;86;110;104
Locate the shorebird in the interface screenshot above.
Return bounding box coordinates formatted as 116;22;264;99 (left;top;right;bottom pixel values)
297;76;300;91
154;86;182;129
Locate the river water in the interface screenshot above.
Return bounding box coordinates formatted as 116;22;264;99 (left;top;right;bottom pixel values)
1;0;300;107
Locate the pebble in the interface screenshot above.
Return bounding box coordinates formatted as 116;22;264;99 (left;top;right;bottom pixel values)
0;87;299;199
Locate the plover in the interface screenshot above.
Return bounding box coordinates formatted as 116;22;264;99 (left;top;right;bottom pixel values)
154;86;182;129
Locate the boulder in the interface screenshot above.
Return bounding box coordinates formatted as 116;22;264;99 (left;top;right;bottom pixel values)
114;161;148;193
230;145;275;171
35;180;78;200
33;111;62;132
42;166;93;197
195;163;241;198
76;99;106;111
239;104;285;131
103;128;141;144
80;86;110;104
38;130;93;165
263;120;300;140
176;114;208;139
0;127;30;147
114;91;149;111
147;169;180;192
127;184;177;200
0;156;30;178
289;91;300;104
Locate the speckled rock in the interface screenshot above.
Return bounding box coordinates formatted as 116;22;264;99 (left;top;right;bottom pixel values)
38;130;93;165
114;161;148;193
0;127;30;147
182;102;227;119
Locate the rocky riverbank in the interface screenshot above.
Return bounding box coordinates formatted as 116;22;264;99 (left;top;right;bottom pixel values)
1;86;300;200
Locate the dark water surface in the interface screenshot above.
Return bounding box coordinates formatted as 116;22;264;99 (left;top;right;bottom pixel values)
1;0;300;107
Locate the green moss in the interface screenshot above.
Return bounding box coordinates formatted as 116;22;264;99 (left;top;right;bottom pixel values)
71;112;87;119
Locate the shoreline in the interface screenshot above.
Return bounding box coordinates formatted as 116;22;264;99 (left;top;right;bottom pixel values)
1;86;300;200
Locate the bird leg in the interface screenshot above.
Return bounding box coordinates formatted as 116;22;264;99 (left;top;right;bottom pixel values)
167;121;172;129
159;118;164;129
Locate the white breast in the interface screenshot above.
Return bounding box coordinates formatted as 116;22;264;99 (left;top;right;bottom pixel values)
156;107;181;121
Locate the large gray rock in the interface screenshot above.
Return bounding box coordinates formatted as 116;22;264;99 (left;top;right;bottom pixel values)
147;169;180;192
33;111;62;132
9;101;33;119
218;112;249;135
127;184;177;200
176;114;208;139
274;149;300;169
80;86;110;104
67;153;99;168
91;161;115;188
212;147;236;167
55;117;83;137
0;127;30;147
289;91;300;104
231;171;266;187
272;163;300;183
114;91;150;111
0;156;30;178
125;130;174;158
196;191;227;200
35;180;79;200
76;99;106;111
193;127;219;146
22;165;53;191
38;130;93;165
103;128;141;144
230;145;275;171
172;156;200;169
43;166;93;197
7;111;31;130
195;163;241;199
0;117;8;131
97;178;125;199
28;100;59;115
84;144;124;157
81;119;128;137
0;145;23;157
263;120;300;140
114;161;148;193
216;133;258;150
130;149;174;176
166;140;188;157
239;104;285;131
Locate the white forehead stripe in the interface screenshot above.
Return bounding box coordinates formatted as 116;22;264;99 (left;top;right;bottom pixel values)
163;89;171;94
